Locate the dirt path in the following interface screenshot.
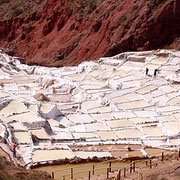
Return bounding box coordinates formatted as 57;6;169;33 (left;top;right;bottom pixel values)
0;137;25;167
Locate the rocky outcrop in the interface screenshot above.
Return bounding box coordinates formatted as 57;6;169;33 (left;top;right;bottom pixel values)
0;0;180;67
105;0;180;56
33;93;50;102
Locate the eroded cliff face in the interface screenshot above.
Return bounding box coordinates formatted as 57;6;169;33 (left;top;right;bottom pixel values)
0;0;180;67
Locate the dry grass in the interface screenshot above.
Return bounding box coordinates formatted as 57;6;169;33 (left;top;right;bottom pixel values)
0;0;47;20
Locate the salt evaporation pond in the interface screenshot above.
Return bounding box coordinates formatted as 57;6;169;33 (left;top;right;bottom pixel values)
0;49;180;179
36;161;128;180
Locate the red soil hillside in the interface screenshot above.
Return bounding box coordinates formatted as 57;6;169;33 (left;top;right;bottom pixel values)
0;0;180;67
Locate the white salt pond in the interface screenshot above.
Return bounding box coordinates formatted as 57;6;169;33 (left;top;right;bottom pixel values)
9;112;43;123
163;122;180;135
116;129;143;139
129;117;157;124
66;114;95;124
72;132;98;139
97;131;118;140
0;100;28;117
150;57;169;64
31;129;50;140
85;123;109;132
111;111;136;119
10;122;27;130
106;119;134;128
13;131;30;144
142;126;166;137
32;150;75;162
136;84;157;94
0;115;13;123
88;106;111;113
90;113;114;121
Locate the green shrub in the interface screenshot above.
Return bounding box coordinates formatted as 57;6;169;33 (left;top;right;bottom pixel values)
88;0;97;14
70;0;98;19
131;4;138;12
66;0;74;8
150;0;166;6
111;14;127;30
11;4;20;11
11;2;24;11
117;15;127;25
22;23;34;33
163;44;171;49
12;8;23;17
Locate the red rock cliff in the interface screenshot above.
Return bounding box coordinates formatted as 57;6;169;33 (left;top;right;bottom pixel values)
0;0;179;66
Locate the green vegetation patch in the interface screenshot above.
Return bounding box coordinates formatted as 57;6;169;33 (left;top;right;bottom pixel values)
150;0;166;6
0;0;47;20
11;2;24;11
111;14;127;30
131;4;139;13
65;0;102;21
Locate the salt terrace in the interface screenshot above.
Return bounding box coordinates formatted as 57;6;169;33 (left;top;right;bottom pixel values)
0;49;180;167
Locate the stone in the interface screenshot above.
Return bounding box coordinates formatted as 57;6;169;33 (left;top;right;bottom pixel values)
33;93;50;101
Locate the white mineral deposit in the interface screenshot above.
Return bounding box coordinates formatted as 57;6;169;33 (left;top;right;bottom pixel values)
0;49;180;167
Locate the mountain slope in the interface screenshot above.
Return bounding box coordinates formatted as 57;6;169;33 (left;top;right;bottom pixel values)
0;0;180;67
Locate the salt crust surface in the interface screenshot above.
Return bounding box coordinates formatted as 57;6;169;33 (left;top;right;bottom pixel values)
13;131;30;144
32;150;75;162
0;50;180;165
